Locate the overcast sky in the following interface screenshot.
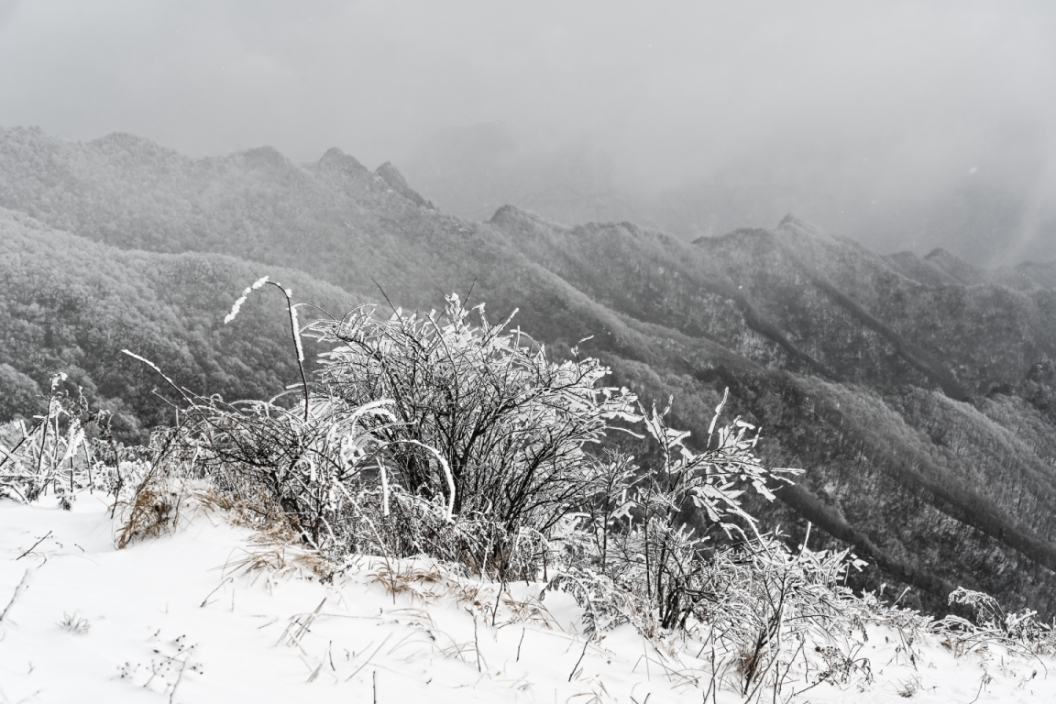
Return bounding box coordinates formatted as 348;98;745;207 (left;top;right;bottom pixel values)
2;0;1055;263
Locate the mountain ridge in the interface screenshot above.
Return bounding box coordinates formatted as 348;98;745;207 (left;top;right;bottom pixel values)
3;126;1056;617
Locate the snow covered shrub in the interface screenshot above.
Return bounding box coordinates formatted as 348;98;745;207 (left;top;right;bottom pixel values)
541;561;648;636
540;397;873;698
125;283;822;638
933;587;1056;655
558;396;801;631
162;393;546;577
363;488;548;580
128;288;629;577
309;293;637;538
0;373;121;506
112;279;393;553
697;534;871;697
155;388;399;553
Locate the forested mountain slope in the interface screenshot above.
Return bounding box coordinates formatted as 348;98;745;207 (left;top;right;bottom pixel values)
3;125;1056;617
0;208;359;435
487;206;1056;615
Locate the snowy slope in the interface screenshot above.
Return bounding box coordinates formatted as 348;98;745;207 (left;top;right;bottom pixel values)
1;496;1054;703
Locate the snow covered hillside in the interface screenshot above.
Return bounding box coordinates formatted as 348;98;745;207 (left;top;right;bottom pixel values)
2;495;1054;703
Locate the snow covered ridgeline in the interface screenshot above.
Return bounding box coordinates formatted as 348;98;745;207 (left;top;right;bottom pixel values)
1;495;1054;703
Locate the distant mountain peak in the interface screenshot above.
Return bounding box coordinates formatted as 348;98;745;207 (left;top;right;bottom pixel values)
490;203;532;223
375;162;435;210
317;147;368;174
775;213;836;241
90;131;157;147
923;247;986;285
489;204;563;229
88;132;177;160
237;145;292;171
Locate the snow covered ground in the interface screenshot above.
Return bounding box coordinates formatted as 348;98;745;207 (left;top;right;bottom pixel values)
1;495;1054;703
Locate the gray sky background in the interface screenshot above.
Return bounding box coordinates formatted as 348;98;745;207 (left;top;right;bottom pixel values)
2;0;1055;264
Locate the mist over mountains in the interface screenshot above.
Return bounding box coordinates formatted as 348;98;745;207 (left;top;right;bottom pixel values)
3;125;1056;620
401;121;1056;268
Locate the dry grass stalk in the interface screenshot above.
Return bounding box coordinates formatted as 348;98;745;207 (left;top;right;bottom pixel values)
115;480;185;549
